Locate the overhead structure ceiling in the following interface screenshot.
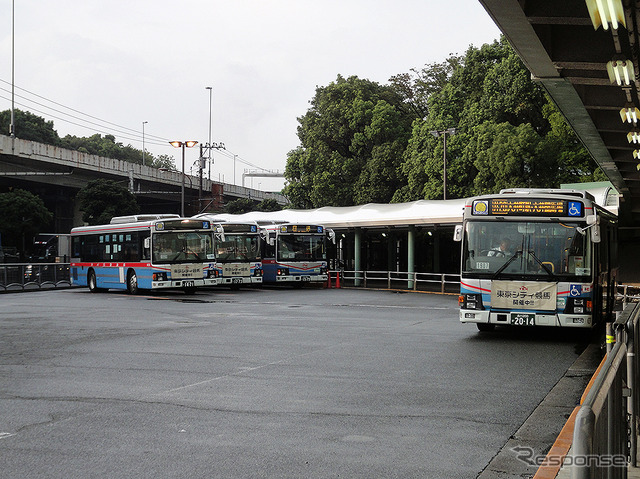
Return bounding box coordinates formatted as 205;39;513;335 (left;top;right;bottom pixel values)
479;0;640;218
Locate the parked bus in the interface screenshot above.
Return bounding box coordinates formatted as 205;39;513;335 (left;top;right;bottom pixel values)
70;215;217;294
261;224;333;285
455;189;618;331
211;221;263;287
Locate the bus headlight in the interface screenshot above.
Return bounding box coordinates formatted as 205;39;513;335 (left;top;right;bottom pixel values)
254;268;263;277
152;272;167;281
277;268;289;276
565;298;592;314
460;293;484;310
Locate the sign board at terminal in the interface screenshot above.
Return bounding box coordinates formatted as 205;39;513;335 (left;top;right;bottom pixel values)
471;198;584;217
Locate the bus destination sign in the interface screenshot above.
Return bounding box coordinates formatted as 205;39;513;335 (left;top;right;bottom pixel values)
472;199;584;217
279;225;324;234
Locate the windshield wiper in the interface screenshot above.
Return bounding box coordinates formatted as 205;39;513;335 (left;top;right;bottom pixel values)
527;250;556;278
493;250;522;278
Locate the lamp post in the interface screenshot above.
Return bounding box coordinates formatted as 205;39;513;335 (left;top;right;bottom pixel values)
430;128;457;200
142;121;148;166
10;0;15;143
206;86;212;179
169;140;198;216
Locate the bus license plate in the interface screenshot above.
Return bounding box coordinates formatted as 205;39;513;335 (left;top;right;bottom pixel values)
232;278;243;284
301;276;311;282
510;313;535;326
182;281;195;288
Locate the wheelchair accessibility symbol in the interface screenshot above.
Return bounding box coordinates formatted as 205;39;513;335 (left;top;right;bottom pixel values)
570;284;582;297
568;201;582;217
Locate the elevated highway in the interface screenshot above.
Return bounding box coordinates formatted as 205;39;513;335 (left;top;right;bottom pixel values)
0;134;287;231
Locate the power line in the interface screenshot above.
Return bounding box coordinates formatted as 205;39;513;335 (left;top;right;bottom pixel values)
0;78;169;143
0;78;283;174
0;94;168;147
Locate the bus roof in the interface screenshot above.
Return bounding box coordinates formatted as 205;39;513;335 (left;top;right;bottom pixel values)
110;214;180;224
498;188;595;201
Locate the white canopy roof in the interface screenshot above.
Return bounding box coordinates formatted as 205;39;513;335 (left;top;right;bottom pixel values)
197;184;618;229
199;199;467;229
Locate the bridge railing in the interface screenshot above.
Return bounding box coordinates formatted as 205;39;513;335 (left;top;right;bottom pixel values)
0;263;72;291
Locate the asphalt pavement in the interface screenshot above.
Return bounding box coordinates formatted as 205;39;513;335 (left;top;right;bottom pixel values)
0;287;600;478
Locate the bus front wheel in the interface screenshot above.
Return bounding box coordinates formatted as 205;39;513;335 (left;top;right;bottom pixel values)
127;270;139;295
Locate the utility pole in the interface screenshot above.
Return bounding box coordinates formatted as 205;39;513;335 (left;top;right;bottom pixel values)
198;142;226;210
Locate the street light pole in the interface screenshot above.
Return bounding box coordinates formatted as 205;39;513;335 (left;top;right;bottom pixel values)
169;140;198;216
142;121;148;166
206;86;212;179
10;0;15;145
430;128;457;200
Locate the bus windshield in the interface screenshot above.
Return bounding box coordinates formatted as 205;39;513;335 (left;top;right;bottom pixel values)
462;221;591;279
278;234;326;261
152;231;214;264
215;234;260;262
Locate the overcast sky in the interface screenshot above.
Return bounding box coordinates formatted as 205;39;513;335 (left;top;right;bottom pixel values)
0;0;501;191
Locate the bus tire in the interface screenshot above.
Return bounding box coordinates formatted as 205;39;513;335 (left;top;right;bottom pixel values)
127;270;139;295
88;270;102;293
477;323;495;332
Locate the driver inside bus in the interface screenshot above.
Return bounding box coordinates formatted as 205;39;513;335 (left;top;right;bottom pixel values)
487;238;511;257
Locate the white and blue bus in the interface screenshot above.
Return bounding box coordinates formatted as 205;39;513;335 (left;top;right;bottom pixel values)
455;189;618;331
71;215;218;294
211;222;263;287
261;224;332;286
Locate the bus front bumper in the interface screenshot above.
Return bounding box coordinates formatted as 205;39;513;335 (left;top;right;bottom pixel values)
460;309;593;328
152;278;219;289
219;276;262;285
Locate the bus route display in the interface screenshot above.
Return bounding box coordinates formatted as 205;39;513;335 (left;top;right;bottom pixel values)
279;225;324;233
471;198;584;217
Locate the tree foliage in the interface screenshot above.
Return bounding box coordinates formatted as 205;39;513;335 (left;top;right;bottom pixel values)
0;109;176;170
283;75;416;208
225;198;258;214
393;37;604;201
76;179;139;225
0;109;61;145
0;189;53;251
284;37;604;207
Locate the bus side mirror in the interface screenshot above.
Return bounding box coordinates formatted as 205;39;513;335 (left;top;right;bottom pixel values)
144;237;151;249
328;229;336;244
453;225;463;242
577;215;601;243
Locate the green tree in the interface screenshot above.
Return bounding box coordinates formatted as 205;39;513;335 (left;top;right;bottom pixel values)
256;198;283;212
76;179;139;225
284;75;416;207
395;36;602;200
388;56;462;119
0;189;53;254
225;198;258;214
151;154;176;170
0;109;61;145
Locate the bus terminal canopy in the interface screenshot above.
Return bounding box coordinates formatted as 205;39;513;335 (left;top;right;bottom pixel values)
199;199;468;229
197;184;618;230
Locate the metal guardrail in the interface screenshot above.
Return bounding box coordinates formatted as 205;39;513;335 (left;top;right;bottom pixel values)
336;270;461;293
571;302;640;478
0;263;72;291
